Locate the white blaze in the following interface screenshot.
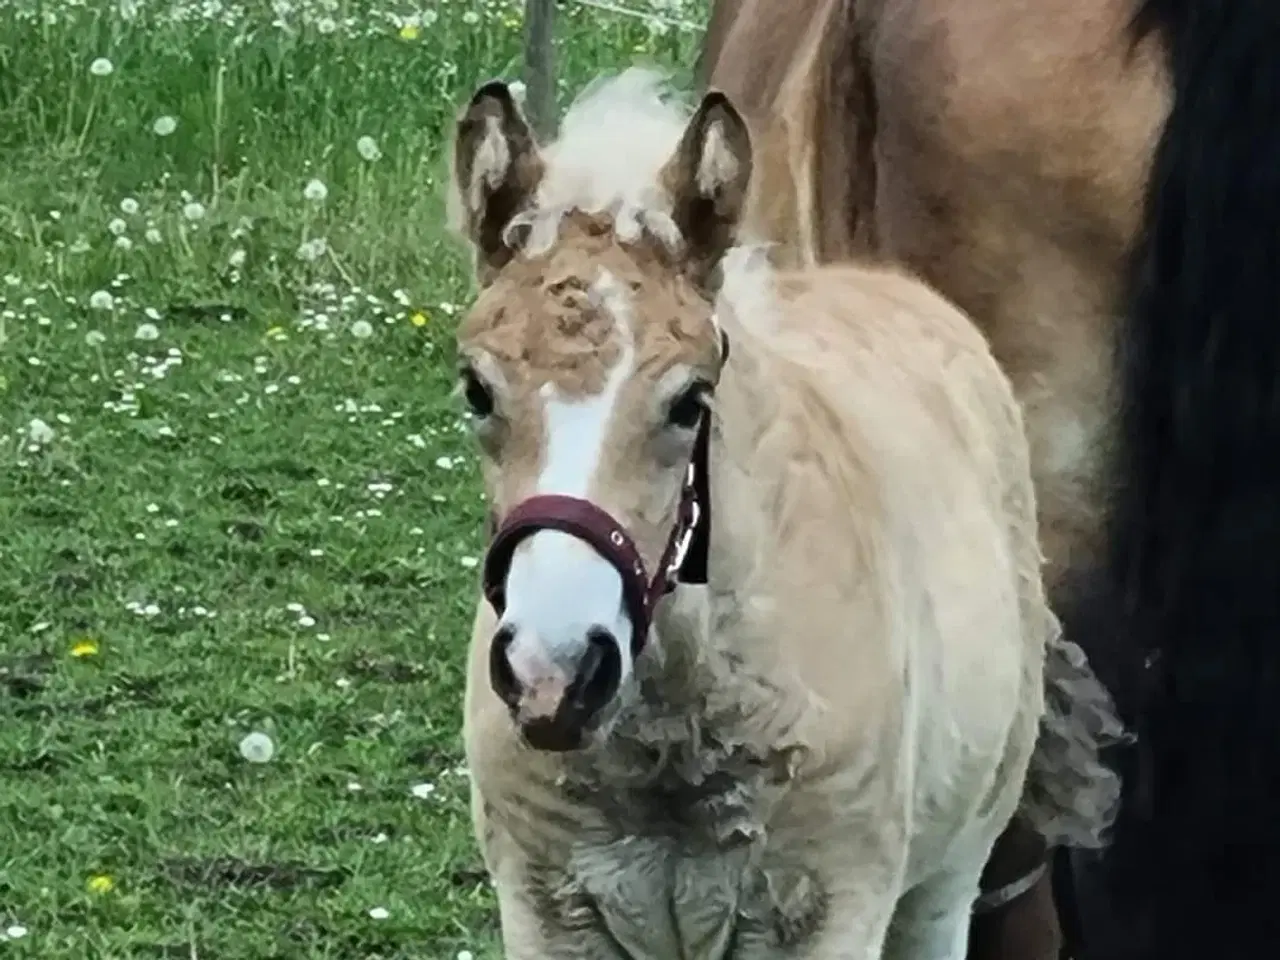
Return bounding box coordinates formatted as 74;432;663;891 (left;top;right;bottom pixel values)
498;271;638;681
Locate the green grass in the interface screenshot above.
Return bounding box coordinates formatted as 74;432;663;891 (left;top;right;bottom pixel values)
0;1;706;955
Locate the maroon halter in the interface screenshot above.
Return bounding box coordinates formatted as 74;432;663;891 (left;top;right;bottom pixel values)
482;412;713;657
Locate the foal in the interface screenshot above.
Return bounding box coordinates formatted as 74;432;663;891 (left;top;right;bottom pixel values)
450;70;1104;959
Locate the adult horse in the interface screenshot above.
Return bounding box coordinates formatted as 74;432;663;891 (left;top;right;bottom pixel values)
449;70;1118;958
698;2;1280;960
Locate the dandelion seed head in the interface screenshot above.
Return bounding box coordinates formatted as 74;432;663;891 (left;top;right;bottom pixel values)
28;418;55;445
238;731;275;764
89;57;114;77
296;237;327;262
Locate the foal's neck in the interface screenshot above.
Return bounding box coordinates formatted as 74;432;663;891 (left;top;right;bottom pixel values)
644;320;791;728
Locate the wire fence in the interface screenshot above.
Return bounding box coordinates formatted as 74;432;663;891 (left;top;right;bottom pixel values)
566;0;706;33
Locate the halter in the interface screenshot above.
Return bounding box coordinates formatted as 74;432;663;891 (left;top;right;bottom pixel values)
482;336;725;656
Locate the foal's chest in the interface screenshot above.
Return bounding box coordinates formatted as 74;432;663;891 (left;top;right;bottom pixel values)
538;776;829;959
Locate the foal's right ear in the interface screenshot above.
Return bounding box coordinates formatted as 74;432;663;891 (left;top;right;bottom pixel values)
450;80;545;286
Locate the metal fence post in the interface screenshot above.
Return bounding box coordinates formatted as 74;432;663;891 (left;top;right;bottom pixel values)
523;0;557;138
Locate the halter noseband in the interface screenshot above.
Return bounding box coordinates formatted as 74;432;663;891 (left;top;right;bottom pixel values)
482;409;713;656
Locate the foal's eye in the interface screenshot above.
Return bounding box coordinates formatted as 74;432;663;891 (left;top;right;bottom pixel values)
666;381;709;431
460;368;495;420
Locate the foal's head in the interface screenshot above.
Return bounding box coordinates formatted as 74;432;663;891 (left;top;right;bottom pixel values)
449;71;753;751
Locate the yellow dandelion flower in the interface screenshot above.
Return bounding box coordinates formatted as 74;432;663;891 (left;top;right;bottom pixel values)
410;312;428;328
70;638;100;658
265;325;287;341
398;24;419;40
87;874;115;894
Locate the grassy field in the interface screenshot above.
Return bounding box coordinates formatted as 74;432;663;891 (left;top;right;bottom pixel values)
0;1;706;955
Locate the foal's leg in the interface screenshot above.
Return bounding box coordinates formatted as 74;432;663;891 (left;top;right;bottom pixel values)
883;866;984;960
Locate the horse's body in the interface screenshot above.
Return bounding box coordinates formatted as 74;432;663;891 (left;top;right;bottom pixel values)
449;72;1114;959
698;1;1280;959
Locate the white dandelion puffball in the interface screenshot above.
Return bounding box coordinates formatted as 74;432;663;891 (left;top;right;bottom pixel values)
5;925;28;940
107;218;127;236
89;57;114;77
182;201;206;221
368;907;390;920
134;322;159;341
238;731;275;764
303;178;328;202
120;197;140;215
144;227;163;244
350;319;373;339
296;237;327;262
27;418;55;445
356;135;382;162
115;236;133;252
228;248;247;268
152;115;178;136
89;290;115;311
85;330;106;347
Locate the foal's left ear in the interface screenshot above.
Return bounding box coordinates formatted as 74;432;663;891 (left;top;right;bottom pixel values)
659;91;753;286
450;80;545;286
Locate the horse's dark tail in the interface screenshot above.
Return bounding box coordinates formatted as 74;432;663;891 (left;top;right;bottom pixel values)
1100;2;1280;956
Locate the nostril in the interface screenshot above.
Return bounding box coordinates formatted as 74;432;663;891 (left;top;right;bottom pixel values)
489;624;519;708
573;625;623;712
